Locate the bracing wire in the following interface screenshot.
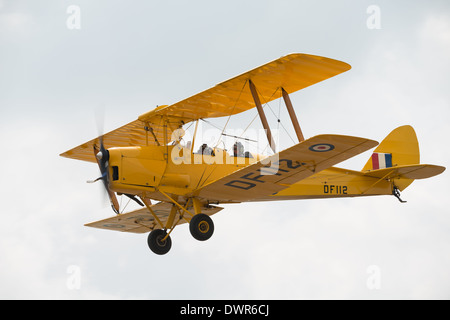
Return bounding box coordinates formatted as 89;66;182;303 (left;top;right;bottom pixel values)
121;196;132;214
241;87;281;136
254;85;296;146
213;79;249;148
206;80;296;154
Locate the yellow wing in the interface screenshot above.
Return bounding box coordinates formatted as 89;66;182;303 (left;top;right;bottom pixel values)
85;201;223;233
60;53;351;163
137;53;351;122
196;134;378;202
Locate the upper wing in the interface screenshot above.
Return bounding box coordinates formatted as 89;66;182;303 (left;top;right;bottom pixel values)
61;53;351;163
59;111;182;163
85;201;223;233
196;134;378;202
138;53;351;122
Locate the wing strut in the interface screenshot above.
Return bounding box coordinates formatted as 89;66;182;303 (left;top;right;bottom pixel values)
249;80;276;153
281;88;305;142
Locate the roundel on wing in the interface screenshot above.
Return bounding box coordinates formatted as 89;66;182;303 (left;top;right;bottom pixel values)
103;223;125;229
309;143;335;152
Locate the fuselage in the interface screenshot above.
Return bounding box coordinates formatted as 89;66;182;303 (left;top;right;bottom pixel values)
108;144;392;203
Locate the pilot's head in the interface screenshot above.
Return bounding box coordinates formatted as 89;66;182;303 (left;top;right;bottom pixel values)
233;141;244;156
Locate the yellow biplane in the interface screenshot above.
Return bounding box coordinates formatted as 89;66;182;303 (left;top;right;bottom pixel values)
61;53;445;255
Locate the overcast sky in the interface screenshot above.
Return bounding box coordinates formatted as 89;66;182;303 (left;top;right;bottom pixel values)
1;0;449;299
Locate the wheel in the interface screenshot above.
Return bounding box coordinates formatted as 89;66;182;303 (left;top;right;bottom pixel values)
189;213;214;241
147;229;172;255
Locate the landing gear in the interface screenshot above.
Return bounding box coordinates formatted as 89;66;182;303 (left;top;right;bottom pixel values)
147;229;172;255
189;213;214;241
146;213;215;255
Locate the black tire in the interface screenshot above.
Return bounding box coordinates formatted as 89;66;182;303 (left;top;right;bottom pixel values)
189;214;214;241
147;229;172;255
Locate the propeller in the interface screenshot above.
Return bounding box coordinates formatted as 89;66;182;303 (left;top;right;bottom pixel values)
93;135;120;214
88;108;144;214
89;139;145;213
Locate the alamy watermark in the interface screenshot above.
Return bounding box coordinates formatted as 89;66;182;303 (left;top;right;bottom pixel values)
168;123;285;175
66;265;81;290
66;5;81;30
366;5;381;30
366;265;381;290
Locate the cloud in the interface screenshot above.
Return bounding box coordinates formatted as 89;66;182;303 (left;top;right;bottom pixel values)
0;4;33;36
420;13;450;48
1;1;449;300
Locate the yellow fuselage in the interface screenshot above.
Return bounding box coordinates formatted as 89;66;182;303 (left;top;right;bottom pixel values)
108;145;392;203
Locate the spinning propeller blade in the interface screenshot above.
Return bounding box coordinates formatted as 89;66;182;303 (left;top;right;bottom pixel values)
93;135;120;214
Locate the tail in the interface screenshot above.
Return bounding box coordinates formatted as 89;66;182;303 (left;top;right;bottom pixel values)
362;125;444;192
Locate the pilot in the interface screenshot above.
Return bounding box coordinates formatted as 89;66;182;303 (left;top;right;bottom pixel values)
198;143;215;156
233;141;244;157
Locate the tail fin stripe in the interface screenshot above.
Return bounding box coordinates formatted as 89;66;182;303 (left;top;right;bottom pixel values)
372;153;380;170
379;153;386;169
385;153;392;168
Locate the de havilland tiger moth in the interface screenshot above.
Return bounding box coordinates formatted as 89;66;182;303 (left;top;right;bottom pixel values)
61;53;445;255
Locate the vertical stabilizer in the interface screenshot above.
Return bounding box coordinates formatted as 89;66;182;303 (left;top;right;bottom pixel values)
362;125;419;191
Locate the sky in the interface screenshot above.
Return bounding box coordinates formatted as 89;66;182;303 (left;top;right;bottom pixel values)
0;0;449;299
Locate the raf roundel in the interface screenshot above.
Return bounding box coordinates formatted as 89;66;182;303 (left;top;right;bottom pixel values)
309;143;335;152
103;223;125;229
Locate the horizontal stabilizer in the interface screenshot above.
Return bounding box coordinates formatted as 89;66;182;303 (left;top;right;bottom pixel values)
364;164;445;180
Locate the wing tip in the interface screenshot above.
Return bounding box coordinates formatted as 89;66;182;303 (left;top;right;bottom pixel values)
282;52;352;71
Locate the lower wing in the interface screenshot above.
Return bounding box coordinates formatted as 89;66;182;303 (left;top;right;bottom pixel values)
85;201;223;233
